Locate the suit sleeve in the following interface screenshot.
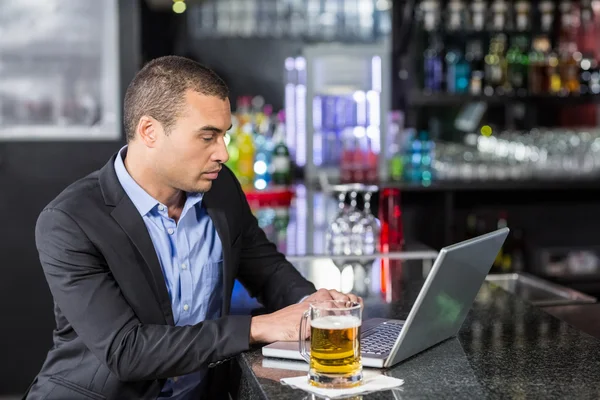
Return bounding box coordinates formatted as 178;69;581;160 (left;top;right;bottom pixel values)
36;207;252;382
231;176;316;310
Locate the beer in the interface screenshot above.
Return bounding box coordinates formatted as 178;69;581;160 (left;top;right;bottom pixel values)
299;300;363;388
309;316;362;378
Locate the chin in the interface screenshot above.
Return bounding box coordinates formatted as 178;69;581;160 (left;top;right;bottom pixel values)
194;181;213;193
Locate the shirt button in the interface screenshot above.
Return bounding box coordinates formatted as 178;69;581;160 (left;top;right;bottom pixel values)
158;205;165;211
183;304;189;311
181;263;187;270
167;228;174;235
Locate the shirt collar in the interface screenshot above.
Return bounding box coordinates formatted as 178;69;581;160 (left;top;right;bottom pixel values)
114;145;159;216
114;145;204;217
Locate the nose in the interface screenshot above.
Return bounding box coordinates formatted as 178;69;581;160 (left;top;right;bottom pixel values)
213;135;230;164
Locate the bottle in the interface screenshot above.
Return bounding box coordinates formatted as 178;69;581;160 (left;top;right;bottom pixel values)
539;1;555;33
446;48;470;94
253;123;272;191
485;36;507;94
490;0;508;31
468;40;485;95
271;112;292;186
470;0;487;31
446;0;466;32
424;36;443;92
560;43;582;94
236;123;256;190
529;36;551;94
507;36;529;93
514;1;531;31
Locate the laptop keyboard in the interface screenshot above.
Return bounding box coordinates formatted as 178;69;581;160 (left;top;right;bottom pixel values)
361;322;404;355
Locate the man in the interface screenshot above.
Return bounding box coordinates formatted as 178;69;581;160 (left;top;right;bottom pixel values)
26;56;360;400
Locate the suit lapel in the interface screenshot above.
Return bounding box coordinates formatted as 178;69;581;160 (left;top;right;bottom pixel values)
111;196;175;326
203;192;233;316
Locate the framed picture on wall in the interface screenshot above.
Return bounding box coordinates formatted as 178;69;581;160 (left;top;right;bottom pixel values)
0;0;121;141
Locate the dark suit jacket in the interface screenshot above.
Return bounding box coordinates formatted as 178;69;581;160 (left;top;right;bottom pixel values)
25;154;316;400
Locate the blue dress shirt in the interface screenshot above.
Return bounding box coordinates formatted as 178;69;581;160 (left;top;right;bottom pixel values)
115;146;223;399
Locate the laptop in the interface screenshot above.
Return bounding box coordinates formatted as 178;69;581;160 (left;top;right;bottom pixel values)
262;228;509;368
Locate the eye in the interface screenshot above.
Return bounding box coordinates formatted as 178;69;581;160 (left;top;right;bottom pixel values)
202;136;214;143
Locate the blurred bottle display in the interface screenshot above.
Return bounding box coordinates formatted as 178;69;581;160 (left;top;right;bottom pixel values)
226;96;293;191
272;111;292;186
415;0;600;96
189;0;392;42
314;91;380;184
387;124;435;185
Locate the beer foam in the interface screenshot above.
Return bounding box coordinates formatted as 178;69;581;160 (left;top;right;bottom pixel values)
310;315;361;330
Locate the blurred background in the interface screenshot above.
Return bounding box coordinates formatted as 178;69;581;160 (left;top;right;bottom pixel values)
2;0;600;396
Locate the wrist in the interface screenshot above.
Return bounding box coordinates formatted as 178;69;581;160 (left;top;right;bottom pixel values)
250;315;269;344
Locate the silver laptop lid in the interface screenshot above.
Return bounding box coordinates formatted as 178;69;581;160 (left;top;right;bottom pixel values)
385;228;509;367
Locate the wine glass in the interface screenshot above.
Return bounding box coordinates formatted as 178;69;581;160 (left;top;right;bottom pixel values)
351;186;380;295
325;189;352;269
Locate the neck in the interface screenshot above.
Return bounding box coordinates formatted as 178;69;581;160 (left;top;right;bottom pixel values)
123;144;185;211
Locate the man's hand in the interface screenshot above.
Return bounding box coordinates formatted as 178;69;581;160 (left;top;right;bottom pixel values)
250;302;310;344
249;289;363;344
301;288;362;306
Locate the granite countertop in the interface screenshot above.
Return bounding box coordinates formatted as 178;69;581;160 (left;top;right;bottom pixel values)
234;261;600;399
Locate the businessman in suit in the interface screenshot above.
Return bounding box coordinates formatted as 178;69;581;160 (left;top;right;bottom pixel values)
26;56;360;399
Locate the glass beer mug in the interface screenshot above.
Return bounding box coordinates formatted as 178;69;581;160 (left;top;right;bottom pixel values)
299;300;363;388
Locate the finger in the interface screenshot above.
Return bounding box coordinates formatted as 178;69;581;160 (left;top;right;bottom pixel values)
329;289;350;302
346;293;359;304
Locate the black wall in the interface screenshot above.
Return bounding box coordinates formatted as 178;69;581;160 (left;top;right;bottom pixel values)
188;38;303;111
0;2;140;394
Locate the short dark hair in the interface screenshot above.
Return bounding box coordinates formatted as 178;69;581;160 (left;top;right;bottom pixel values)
123;55;229;142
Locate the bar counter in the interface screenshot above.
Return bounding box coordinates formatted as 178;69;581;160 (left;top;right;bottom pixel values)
232;259;600;399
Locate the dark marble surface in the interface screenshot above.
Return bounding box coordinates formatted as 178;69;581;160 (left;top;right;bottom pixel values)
234;261;600;399
543;303;600;340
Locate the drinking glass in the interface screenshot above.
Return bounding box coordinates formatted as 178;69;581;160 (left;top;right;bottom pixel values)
299;300;363;388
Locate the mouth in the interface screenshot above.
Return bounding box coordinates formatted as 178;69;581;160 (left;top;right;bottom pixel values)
203;169;221;179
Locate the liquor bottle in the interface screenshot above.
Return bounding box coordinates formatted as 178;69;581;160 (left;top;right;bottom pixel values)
560;44;582;94
529;36;551;94
468;40;485;95
514;1;531;32
388;112;405;182
446;0;466;32
547;51;562;94
271;113;292;186
491;0;508;31
420;0;441;32
423;36;443;92
237;123;256;190
484;35;507;94
539;1;555;33
470;0;487;31
507;36;529;93
253;126;272;190
446;48;471;93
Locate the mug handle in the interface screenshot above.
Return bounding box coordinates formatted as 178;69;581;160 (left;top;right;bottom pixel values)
299;309;310;363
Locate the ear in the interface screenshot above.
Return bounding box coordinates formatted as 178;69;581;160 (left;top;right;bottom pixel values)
136;116;162;147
